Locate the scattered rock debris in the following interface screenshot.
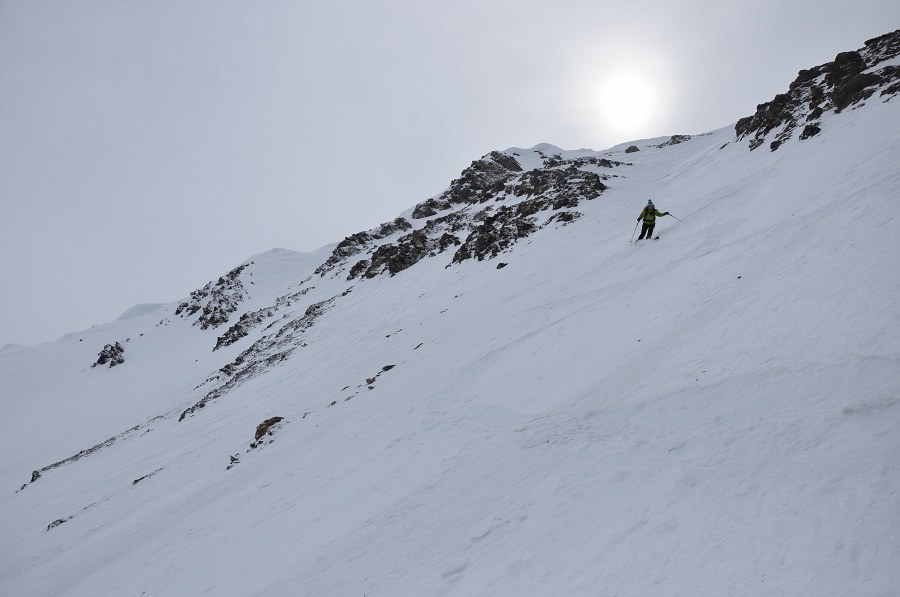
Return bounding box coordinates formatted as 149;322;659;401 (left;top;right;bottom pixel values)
179;295;338;422
45;502;98;532
228;417;287;469
47;517;72;532
362;364;397;390
213;285;314;351
19;416;163;490
132;468;163;486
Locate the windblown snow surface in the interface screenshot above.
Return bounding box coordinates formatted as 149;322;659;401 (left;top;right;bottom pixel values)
2;92;899;597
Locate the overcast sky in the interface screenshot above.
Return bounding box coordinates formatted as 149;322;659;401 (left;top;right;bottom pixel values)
1;1;898;347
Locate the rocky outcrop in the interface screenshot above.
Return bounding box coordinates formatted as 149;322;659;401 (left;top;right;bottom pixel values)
322;149;622;279
452;204;538;263
315;218;413;277
736;30;900;151
361;230;433;278
254;416;284;443
511;167;608;206
175;263;251;329
625;145;640;153
225;417;286;470
92;342;125;368
657;135;692;148
410;151;523;219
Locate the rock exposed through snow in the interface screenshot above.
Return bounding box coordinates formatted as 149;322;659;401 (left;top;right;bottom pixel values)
735;29;900;151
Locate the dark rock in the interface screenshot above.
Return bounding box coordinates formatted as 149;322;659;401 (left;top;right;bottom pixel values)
47;517;72;532
410;151;522;217
453;206;537;263
315;218;412;276
438;233;460;251
254;417;284;441
92;342;125;368
800;123;822;139
657;135;692;148
489;151;524;172
625;145;640;153
496;262;508;269
881;75;900;98
364;230;432;278
412;198;452;219
375;217;413;237
31;470;41;483
833;72;882;112
547;210;582;225
132;468;163;485
347;259;371;280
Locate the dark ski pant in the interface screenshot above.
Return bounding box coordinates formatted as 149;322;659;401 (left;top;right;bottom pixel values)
638;222;655;240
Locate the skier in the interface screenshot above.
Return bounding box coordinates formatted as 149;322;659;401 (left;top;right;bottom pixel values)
636;199;668;240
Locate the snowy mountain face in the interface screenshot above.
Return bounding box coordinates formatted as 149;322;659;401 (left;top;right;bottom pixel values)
2;31;900;597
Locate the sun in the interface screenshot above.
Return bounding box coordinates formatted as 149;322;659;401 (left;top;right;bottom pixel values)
596;70;658;136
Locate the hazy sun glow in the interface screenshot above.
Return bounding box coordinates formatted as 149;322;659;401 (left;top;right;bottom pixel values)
597;70;658;136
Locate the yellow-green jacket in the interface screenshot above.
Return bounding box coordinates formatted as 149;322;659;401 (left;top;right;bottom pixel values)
638;207;668;223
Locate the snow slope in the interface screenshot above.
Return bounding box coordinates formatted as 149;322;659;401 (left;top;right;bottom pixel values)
2;47;900;597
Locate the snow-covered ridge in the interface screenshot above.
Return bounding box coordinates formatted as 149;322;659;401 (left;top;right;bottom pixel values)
115;303;166;321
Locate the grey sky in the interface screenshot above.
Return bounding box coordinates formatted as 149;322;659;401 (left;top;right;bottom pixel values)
1;1;898;346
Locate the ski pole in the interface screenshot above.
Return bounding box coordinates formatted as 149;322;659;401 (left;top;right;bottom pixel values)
630;220;640;242
667;213;683;222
